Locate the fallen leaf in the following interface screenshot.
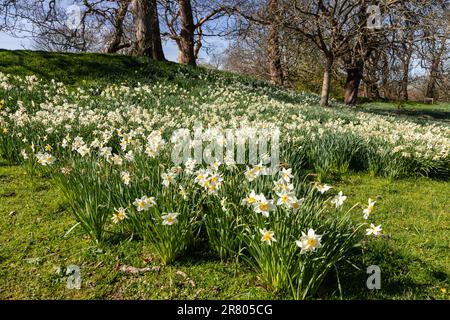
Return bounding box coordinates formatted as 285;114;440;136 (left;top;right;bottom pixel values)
118;264;160;274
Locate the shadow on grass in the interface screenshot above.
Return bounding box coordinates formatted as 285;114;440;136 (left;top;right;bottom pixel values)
356;107;450;123
331;240;449;299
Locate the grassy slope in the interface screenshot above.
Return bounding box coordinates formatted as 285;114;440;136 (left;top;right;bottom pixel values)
0;50;449;299
358;101;450;123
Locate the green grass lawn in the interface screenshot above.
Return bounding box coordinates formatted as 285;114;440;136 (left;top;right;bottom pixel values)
1;161;448;299
359;101;450;123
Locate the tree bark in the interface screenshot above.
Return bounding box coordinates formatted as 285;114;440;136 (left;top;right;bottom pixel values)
105;0;130;54
400;54;411;101
149;0;165;61
381;52;389;99
344;62;363;105
364;53;380;99
132;0;153;56
267;0;283;85
178;0;196;65
400;32;414;101
426;33;447;100
320;55;333;107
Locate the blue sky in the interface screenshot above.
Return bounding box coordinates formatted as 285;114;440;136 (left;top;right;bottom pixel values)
0;31;196;63
0;31;228;65
0;0;229;64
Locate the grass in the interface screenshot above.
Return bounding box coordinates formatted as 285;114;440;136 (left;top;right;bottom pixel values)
1;161;448;299
358;101;450;122
335;174;450;299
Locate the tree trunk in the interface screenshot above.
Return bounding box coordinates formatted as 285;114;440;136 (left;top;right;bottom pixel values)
344;63;363;105
400;55;411;101
426;33;447;100
267;0;283;85
178;0;196;66
320;56;333;107
149;0;165;61
364;53;380;99
381;52;389;99
364;80;380;99
426;56;439;99
105;0;129;54
132;0;153;56
400;32;414;101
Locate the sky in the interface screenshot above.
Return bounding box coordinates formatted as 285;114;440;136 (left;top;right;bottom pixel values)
0;0;230;64
0;31;193;63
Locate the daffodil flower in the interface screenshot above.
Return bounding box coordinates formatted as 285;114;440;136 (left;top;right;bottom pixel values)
260;228;276;245
316;184;332;194
162;212;179;226
295;228;322;254
366;223;382;236
112;207;128;224
363;198;376;219
331;191;347;208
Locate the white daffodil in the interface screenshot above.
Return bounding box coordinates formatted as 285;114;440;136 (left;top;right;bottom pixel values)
260;228;276;245
220;197;227;212
363;198;376;219
280;168;293;182
162;212;179;226
133;196;155;211
77;144;90;157
121;171;131;186
194;169;209;185
366;223;382;236
125;151;134;162
36;152;56;166
273;178;294;194
21;149;28;160
112;207;128;224
253;194;275;217
295;228;323;254
241;190;259;206
61;138;69;148
179;185;189;200
290;197;304;211
331;191;347;208
276;192;295;207
208;172;223;186
111;153;123;165
161;172;176;187
253;162;267;176
90;138;101;149
244;167;258;182
316;184;332;194
184;158;196;174
99;146;112;159
210;160;221;171
71;136;85;151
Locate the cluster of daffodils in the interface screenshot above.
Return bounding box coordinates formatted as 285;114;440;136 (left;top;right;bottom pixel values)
193;166;224;195
35;152;56;166
242;192;276;217
133;196;156;212
362;198;383;236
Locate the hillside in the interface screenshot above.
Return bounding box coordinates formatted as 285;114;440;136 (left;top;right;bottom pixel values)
0;50;449;300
